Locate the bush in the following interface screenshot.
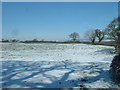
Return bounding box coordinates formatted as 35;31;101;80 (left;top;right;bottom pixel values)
110;54;120;84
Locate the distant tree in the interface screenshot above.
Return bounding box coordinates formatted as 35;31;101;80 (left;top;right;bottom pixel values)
69;32;79;41
2;38;4;41
32;38;38;42
85;30;96;44
11;39;18;42
24;40;29;43
2;38;9;42
95;29;105;43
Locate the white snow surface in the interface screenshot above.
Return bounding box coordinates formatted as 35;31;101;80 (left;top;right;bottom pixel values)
0;43;119;88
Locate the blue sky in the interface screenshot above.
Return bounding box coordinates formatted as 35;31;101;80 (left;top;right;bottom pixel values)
2;2;118;41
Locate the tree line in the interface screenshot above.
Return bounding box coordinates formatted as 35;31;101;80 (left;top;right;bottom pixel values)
1;17;120;53
69;17;119;44
2;17;119;44
69;17;120;54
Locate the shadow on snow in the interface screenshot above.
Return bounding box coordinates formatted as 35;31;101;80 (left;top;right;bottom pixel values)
96;48;115;54
1;61;110;88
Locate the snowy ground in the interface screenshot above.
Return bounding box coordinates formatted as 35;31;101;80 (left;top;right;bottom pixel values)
0;43;119;88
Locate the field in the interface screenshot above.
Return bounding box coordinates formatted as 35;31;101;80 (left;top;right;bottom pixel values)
0;43;119;88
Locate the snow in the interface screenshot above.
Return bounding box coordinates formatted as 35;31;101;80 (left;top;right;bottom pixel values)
0;43;119;88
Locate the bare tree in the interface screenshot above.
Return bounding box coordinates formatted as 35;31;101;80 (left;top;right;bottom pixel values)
105;17;120;42
95;29;105;43
85;30;96;44
69;32;79;41
105;17;120;54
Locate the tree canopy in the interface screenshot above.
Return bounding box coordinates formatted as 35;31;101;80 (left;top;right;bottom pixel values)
69;32;79;41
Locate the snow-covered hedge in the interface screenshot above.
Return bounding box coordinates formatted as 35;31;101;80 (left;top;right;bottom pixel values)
110;54;120;84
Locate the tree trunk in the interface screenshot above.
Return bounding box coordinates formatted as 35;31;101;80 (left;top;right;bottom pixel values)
116;34;120;54
116;44;120;54
92;39;95;44
98;39;102;43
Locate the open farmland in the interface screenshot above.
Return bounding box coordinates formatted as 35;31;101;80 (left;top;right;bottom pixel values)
1;43;119;88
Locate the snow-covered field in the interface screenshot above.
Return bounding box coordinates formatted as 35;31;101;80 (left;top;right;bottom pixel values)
0;42;119;88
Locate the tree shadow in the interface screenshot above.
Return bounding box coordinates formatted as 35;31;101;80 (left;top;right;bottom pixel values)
1;61;111;88
95;49;115;54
